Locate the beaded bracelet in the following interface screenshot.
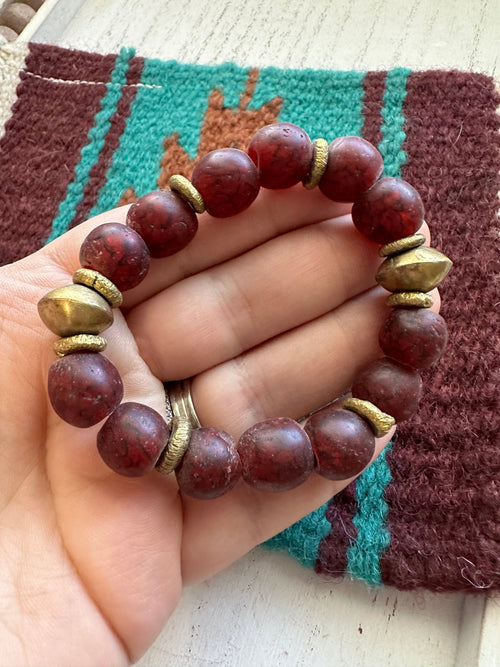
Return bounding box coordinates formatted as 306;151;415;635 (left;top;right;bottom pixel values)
38;123;452;499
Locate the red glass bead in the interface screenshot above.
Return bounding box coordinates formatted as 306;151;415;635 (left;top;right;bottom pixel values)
247;122;313;189
379;308;448;369
97;402;169;477
305;406;375;481
48;352;123;428
79;222;151;291
237;417;314;492
175;427;242;499
352;357;422;423
351;176;425;244
191;148;260;218
319;136;383;202
126;190;198;258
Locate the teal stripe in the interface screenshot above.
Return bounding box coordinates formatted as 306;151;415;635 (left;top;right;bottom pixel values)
265;502;331;568
89;60;251;216
45;47;134;243
346;67;411;585
250;67;366;139
90;65;365;217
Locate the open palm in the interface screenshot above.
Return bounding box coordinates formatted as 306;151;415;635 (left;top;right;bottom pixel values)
0;185;432;665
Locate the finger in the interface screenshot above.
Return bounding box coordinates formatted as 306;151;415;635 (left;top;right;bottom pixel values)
38;186;351;305
128;214;380;379
193;284;441;437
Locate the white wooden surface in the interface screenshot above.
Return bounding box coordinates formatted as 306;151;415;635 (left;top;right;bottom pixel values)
27;1;500;665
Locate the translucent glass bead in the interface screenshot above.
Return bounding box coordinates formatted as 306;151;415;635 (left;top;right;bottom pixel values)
351;176;425;244
175;427;242;499
48;352;123;428
191;148;260;218
97;402;170;477
126;190;198;258
319;136;383;202
79;222;150;291
247;122;313;189
237;417;314;492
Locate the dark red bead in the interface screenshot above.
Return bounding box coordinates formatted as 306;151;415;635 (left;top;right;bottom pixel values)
352;357;422;423
175;427;242;499
305;406;375;481
191;148;260;218
126;190;198;258
48;352;123;428
319;136;383;202
247;122;313;189
97;402;169;477
237;417;314;492
79;222;151;291
351;176;424;244
379;308;448;369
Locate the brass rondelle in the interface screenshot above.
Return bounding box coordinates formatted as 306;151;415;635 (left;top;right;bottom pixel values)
169;174;206;214
38;284;113;337
379;233;426;257
387;292;434;308
54;334;107;357
303;138;329;189
73;268;123;308
156;416;192;475
343;397;395;437
376;246;452;293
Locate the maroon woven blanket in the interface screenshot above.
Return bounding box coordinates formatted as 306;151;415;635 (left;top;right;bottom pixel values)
0;42;498;592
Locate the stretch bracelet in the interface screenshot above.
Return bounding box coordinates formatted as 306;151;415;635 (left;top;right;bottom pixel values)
38;123;452;499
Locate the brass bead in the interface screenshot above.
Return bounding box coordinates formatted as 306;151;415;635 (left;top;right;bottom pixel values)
303;138;329;190
169;174;206;214
38;284;113;337
156;416;192;475
379;233;426;257
168;378;201;427
343;397;395;437
387;291;434;308
54;334;107;357
376;246;452;293
73;268;123;308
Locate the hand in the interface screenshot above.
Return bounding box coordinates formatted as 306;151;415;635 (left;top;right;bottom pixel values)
0;185;432;665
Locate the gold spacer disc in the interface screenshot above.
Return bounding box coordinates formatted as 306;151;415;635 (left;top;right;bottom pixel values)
73;268;123;308
169;174;206;214
168;378;201;428
54;334;107;357
343;397;395;437
302;138;329;190
379;233;426;257
387;291;434;308
156;416;192;475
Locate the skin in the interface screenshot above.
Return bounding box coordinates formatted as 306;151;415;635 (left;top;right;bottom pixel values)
0;185;436;665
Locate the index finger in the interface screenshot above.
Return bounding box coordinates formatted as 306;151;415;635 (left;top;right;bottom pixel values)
40;185;351;307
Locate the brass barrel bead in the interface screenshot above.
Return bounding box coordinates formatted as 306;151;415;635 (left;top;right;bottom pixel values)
387;292;434;308
73;268;123;308
379;233;426;257
342;397;395;437
54;334;107;357
302;138;329;189
168;174;206;214
38;284;113;337
376;246;452;293
156;416;192;475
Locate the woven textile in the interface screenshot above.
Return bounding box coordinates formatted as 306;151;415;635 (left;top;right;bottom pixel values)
0;42;498;592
